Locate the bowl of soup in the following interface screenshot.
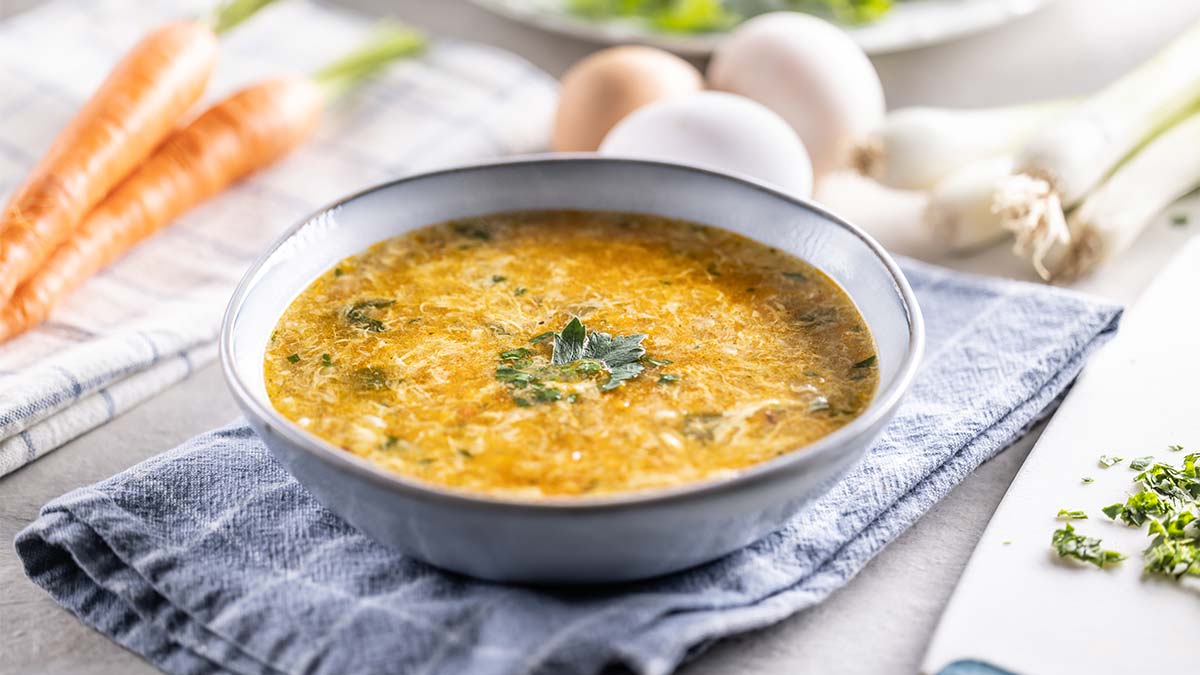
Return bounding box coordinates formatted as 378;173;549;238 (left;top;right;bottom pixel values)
221;156;923;583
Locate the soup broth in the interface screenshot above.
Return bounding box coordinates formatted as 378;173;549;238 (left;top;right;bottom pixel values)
265;211;878;498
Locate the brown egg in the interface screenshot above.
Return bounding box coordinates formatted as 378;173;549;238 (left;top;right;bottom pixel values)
552;46;703;152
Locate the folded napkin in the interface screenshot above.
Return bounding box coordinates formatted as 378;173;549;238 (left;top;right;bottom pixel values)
0;0;557;477
16;259;1121;675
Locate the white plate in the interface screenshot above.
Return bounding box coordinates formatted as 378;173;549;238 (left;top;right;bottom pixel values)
472;0;1050;55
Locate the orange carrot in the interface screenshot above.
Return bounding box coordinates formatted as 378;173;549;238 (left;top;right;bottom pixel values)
0;1;281;304
0;22;216;302
0;25;426;341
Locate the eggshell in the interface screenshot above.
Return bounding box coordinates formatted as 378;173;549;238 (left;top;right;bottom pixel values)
552;46;703;152
708;12;885;178
599;91;813;198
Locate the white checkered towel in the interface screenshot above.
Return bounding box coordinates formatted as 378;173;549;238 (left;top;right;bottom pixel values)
0;0;558;477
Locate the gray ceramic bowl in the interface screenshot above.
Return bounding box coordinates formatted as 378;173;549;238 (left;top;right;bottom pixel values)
220;156;924;584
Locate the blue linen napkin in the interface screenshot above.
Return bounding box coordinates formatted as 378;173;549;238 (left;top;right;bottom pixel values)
15;259;1121;675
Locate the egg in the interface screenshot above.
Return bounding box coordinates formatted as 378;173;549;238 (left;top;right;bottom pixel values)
708;12;885;178
552;46;703;152
599;91;813;198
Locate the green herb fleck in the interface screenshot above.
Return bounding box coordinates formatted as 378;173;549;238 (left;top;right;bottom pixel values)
1057;509;1088;520
1099;454;1123;468
1082;477;1094;484
1170;213;1189;226
334;267;344;277
642;356;673;367
852;355;877;369
1130;456;1155;471
499;348;532;362
286;353;300;364
513;396;532;407
782;271;808;282
492;275;507;283
529;331;556;344
321;353;332;367
514;287;528;296
1169;444;1184;452
457;449;473;458
1051;523;1125;568
345;298;393;333
531;383;562;402
567;393;581;404
352;367;389;391
658;373;679;385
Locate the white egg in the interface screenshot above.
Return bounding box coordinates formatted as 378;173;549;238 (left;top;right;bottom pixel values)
708;12;885;178
599;91;813;198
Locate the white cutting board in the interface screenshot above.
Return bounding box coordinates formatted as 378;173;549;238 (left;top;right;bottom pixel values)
922;237;1200;675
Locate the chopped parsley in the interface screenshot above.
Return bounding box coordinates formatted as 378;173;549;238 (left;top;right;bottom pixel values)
658;374;679;385
286;353;301;364
1062;451;1200;581
345;298;393;333
1129;455;1154;471
1081;477;1094;484
334;267;344;277
321;353;332;367
852;355;877;369
642;356;673;367
351;367;389;391
492;275;507;283
782;271;808;282
1099;454;1123;468
514;287;528;296
1057;509;1088;520
1051;523;1125;568
1170;213;1189;227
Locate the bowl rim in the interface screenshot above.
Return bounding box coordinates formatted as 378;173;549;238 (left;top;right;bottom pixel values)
220;155;925;513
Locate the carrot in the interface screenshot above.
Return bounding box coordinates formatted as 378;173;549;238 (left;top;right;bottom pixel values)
0;24;427;341
0;0;280;304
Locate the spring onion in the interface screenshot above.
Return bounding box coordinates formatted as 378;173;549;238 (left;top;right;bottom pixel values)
853;101;1069;191
924;156;1013;253
1031;109;1200;280
995;21;1200;278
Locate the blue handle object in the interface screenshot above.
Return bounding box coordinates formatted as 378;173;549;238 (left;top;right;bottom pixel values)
940;660;1020;675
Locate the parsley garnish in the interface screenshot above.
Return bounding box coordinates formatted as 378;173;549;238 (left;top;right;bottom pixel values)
321;353;332;367
852;355;877;369
345;298;393;333
782;271;808;282
551;317;647;391
1057;509;1088;520
1082;477;1094;484
286;353;300;364
1051;523;1125;568
1170;213;1189;227
1099;454;1123;468
492;275;507;283
494;318;655;404
514;287;528;296
658;374;679;385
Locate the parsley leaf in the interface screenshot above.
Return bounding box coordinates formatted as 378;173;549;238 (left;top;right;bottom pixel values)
1051;523;1125;568
1130;455;1154;471
345;298;393;333
1099;454;1123;468
551;317;647;391
1057;509;1088;520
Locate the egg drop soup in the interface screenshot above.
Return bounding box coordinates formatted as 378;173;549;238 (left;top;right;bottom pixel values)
265;211;878;498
